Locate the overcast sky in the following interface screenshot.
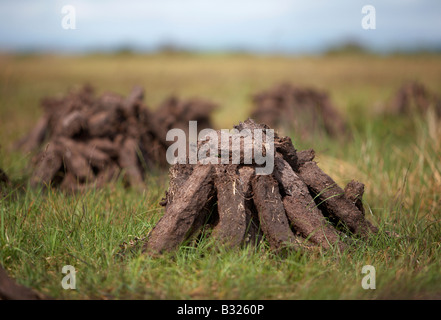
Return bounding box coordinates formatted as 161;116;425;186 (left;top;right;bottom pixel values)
0;0;440;53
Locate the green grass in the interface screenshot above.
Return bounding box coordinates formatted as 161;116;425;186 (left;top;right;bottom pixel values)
0;53;441;299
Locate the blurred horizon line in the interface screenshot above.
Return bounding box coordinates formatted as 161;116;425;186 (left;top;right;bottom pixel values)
2;40;441;57
2;1;441;57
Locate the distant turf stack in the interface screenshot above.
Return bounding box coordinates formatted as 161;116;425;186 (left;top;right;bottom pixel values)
16;85;216;191
251;83;349;139
389;81;441;117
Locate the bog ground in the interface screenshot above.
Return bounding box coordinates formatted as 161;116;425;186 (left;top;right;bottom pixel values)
0;53;440;299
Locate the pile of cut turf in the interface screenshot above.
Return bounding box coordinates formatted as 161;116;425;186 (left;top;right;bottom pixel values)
388;81;441;117
143;119;376;254
16;85;216;191
251;83;349;139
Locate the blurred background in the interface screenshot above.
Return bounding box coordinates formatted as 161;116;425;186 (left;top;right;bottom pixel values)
1;0;441;173
1;1;441;300
1;0;441;54
1;0;440;147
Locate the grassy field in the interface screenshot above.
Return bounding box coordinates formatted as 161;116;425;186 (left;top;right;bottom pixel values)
0;53;440;299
